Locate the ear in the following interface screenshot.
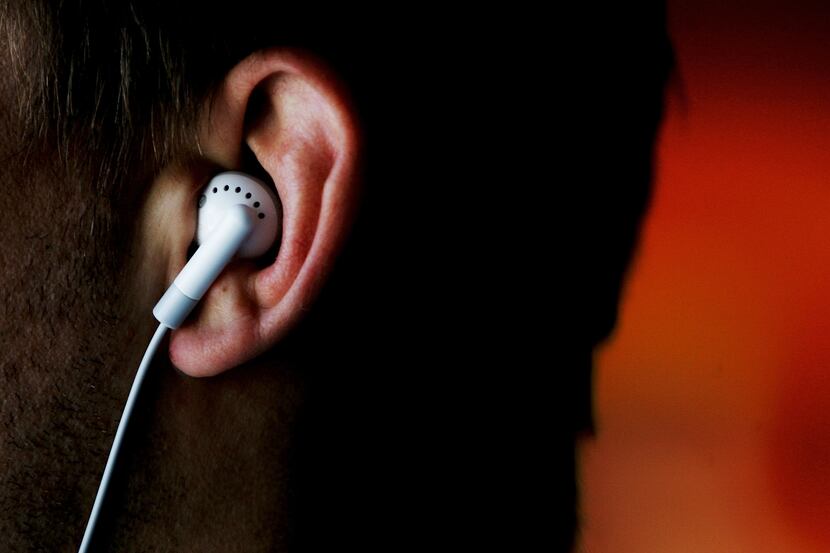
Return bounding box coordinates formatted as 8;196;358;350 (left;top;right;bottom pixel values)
163;47;362;377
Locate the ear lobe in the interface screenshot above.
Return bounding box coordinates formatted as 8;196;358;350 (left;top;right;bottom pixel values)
167;47;362;378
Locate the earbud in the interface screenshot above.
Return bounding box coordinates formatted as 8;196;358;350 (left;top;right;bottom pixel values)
153;171;281;329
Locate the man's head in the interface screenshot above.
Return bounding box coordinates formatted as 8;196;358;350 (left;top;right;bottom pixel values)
0;2;674;551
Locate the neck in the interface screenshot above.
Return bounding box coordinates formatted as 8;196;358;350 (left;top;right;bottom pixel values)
100;353;304;551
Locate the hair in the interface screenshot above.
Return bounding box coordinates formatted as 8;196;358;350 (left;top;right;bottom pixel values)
0;2;674;551
2;2;366;206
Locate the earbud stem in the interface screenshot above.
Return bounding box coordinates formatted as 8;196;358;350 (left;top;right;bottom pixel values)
153;204;257;329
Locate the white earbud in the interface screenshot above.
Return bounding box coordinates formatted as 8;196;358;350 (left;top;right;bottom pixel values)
80;171;281;553
153;171;281;329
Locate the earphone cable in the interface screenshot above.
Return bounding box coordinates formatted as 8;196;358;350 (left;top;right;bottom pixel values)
78;322;169;553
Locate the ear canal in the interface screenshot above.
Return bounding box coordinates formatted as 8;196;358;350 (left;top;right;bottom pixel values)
153;171;282;329
197;171;281;258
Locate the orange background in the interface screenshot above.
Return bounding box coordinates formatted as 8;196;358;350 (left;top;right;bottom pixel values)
578;1;830;551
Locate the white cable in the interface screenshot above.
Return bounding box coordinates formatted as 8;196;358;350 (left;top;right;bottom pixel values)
78;322;169;553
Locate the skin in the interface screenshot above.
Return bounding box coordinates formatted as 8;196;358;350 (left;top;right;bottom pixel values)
0;46;363;551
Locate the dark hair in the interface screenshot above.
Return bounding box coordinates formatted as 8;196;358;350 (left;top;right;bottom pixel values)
0;3;674;551
3;1;360;212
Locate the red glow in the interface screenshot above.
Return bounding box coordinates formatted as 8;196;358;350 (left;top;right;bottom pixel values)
579;2;830;551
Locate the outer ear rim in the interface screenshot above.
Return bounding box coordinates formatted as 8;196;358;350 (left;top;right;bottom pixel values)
200;45;362;168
